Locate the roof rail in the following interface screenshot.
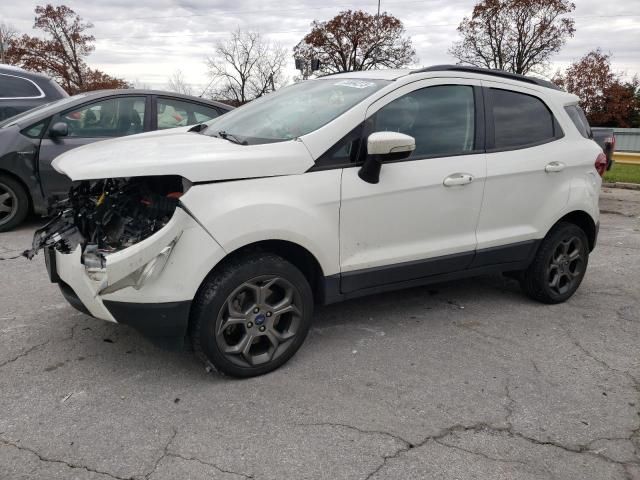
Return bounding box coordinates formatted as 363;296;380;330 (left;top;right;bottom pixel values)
411;65;562;91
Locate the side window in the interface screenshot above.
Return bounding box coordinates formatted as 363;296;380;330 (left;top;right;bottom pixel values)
490;89;557;149
22;120;48;139
371;85;476;159
50;97;146;138
157;98;221;130
0;74;42;98
315;124;365;168
564;105;591;138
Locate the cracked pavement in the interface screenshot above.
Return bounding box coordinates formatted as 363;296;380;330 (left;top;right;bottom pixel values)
1;187;639;479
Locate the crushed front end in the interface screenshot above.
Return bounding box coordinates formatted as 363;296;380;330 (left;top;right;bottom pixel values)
27;176;224;347
27;176;184;261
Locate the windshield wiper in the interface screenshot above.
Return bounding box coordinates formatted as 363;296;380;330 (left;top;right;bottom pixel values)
217;131;247;145
188;123;208;133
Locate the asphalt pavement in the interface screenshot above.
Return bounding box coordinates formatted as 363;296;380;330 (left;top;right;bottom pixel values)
0;187;639;480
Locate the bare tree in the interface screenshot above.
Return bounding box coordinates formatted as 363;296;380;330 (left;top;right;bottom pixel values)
449;0;575;75
294;10;416;75
205;29;287;105
0;23;18;64
167;69;193;96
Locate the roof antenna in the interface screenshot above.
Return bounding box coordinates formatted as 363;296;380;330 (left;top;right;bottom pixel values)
199;78;215;98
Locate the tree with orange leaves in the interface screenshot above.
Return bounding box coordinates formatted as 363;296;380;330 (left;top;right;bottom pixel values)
6;4;128;94
294;10;416;76
554;50;640;127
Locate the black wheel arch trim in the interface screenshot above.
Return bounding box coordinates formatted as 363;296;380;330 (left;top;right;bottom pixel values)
551;210;598;251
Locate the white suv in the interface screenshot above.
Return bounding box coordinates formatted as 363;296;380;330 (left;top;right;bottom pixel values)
29;65;604;377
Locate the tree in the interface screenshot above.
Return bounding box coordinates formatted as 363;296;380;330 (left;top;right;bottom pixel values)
449;0;575;75
82;68;129;91
294;10;416;75
167;69;193;96
0;23;18;64
205;29;287;105
553;50;640;127
8;4;128;93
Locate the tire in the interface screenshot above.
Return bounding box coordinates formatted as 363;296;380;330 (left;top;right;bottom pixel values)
0;174;29;233
520;222;589;304
190;252;314;378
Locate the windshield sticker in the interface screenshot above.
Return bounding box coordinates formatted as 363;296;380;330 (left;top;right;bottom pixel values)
334;80;377;89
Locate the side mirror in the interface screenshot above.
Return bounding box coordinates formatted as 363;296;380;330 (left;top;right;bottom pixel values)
49;122;69;138
358;131;415;184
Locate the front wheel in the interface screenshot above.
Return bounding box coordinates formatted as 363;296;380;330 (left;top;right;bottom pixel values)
191;252;314;378
0;175;29;233
520;222;590;304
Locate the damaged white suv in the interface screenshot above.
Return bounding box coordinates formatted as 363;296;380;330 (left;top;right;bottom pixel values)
28;66;604;377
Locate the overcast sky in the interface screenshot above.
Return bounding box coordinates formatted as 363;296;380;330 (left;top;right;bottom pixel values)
3;0;640;90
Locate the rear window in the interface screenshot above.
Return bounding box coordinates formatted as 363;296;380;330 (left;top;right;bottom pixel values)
489;89;558;149
0;74;43;99
564;105;591;138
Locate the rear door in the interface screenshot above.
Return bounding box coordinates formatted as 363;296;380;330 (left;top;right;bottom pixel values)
38;95;150;200
474;82;569;261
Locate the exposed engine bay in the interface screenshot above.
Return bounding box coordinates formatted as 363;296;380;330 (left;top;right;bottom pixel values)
24;176;186;263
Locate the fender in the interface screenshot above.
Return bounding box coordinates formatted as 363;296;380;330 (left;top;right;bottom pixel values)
180;170;342;278
541;170;600;241
0;124;47;214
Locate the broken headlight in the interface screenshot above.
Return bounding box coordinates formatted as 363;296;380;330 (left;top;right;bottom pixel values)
25;176;186;260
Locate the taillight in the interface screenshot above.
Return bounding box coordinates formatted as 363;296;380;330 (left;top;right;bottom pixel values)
595;152;607;177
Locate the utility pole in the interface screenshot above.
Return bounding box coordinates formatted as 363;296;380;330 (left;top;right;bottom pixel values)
295;58;320;80
375;0;381;62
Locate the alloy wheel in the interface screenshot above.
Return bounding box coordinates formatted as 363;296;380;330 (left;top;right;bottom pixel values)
0;182;18;227
215;275;303;367
547;235;584;296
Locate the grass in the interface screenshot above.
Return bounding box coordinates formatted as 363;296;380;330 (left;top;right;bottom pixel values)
603;163;640;184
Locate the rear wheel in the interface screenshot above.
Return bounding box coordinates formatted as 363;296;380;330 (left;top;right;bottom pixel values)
0;174;29;232
191;252;313;378
520;222;589;304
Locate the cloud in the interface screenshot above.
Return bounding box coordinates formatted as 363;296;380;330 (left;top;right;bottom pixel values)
3;0;639;89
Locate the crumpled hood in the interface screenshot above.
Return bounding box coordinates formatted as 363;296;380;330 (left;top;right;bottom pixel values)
52;127;314;182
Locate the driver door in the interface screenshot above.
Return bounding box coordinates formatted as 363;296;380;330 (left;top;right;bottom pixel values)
339;79;486;293
38;96;149;201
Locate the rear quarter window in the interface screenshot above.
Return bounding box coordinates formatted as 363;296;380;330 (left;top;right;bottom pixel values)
0;74;43;99
489;88;561;150
564;105;591;138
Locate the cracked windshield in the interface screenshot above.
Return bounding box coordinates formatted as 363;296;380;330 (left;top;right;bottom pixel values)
204;78;389;144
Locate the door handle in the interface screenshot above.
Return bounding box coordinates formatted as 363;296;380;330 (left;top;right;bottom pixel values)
545;161;565;173
443;173;474;187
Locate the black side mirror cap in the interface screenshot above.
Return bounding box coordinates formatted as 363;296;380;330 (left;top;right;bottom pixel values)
358;155;383;184
49;122;69;138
